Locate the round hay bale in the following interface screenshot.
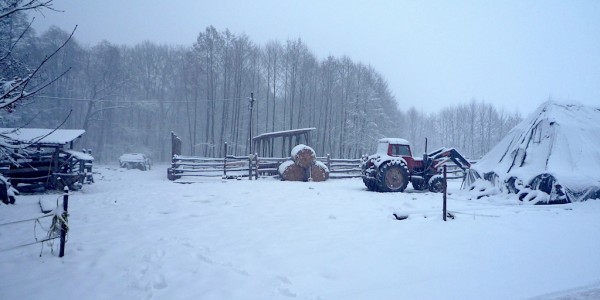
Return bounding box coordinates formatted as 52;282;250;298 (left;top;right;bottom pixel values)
291;144;316;168
279;160;306;181
309;161;329;182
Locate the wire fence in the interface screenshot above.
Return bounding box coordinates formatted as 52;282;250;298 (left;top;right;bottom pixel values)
0;188;70;257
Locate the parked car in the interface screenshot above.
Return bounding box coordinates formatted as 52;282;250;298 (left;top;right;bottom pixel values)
119;153;152;171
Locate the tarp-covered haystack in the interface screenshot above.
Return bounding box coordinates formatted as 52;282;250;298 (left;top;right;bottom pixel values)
465;101;600;204
278;144;329;182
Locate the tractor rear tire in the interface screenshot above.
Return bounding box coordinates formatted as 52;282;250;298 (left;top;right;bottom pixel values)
377;162;409;192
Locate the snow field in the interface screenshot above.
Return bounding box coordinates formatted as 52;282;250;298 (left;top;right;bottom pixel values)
1;165;600;299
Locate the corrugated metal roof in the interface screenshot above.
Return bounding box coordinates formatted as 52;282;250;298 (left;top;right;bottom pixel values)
0;128;85;145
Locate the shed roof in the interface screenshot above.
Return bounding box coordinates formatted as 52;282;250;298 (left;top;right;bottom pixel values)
0;128;86;145
252;128;316;141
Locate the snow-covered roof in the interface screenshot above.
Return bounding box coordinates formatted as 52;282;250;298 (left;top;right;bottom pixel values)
64;149;94;161
472;101;600;201
0;128;85;145
378;138;410;145
253;128;316;140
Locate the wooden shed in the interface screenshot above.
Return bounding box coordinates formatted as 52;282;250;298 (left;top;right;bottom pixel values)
252;128;316;157
0;128;94;191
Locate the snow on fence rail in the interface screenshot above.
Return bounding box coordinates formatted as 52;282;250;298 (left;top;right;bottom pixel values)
0;187;70;256
168;154;258;180
168;152;363;181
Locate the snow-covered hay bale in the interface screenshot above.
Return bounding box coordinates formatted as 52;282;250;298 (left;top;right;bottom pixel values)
291;144;316;169
279;160;306;181
309;161;329;182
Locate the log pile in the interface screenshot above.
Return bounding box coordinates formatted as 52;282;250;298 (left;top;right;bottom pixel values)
278;144;329;182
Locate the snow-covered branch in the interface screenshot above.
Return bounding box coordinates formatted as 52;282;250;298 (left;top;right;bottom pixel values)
0;26;76;110
0;0;57;19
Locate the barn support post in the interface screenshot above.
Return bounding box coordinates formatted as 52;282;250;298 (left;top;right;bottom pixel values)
443;165;447;222
59;186;69;257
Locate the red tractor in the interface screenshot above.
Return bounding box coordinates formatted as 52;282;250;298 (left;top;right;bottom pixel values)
361;138;471;192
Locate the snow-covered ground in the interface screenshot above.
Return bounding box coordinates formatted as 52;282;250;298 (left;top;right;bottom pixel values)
1;165;599;300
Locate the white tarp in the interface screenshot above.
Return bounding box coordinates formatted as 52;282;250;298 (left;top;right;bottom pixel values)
467;101;600;203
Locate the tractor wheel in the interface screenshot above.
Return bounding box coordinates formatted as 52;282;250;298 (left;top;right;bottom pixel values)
428;175;446;193
377;162;409;192
411;178;428;191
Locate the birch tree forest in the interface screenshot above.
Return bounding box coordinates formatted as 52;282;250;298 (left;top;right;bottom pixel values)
2;16;521;162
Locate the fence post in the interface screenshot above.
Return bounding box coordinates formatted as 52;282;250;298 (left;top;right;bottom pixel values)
59;186;69;257
254;153;259;180
443;165;447;222
327;154;331;172
248;154;253;180
223;143;228;178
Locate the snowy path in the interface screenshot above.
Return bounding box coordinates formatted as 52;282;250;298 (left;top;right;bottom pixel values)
1;165;600;299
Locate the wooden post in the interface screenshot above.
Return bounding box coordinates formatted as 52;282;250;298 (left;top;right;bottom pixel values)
59;186;69;257
327;154;331;172
223;143;228;178
254;154;259;179
171;132;182;158
443;165;447;222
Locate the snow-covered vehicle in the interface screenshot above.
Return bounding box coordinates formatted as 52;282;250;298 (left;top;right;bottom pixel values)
119;153;152;171
361;138;471;192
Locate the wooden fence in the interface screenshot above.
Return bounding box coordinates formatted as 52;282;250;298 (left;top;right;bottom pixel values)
167;152;363;181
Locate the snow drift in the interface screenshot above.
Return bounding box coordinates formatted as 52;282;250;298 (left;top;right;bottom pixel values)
465;101;600;204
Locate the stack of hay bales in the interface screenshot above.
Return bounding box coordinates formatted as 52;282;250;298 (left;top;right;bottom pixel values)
278;144;329;182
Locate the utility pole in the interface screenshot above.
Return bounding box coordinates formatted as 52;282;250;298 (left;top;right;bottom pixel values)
248;92;256;155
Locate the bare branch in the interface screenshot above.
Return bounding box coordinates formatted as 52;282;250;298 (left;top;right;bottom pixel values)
0;25;77;109
0;16;35;62
0;1;57;20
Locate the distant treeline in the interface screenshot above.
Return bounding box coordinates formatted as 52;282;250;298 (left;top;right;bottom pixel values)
2;12;521;161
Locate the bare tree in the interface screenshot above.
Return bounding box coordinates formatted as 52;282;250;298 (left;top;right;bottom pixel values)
1;1;74;111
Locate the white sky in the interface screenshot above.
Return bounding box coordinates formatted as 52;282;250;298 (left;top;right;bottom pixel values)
33;0;600;115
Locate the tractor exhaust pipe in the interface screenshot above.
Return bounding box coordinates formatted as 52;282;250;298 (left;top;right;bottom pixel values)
423;137;430;169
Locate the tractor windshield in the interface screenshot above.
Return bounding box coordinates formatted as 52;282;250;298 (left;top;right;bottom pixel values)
391;144;411;156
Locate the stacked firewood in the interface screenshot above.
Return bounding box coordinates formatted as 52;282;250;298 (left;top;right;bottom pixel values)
278;144;329;182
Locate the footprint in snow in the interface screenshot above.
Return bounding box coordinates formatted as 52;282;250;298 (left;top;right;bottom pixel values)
278;287;296;298
153;274;168;290
276;275;291;285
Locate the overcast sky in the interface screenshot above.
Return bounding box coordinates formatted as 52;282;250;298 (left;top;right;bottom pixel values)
33;0;600;115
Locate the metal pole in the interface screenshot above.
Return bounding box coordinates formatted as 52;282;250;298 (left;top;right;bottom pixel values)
59;186;69;257
223;142;228;178
443;165;447;222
